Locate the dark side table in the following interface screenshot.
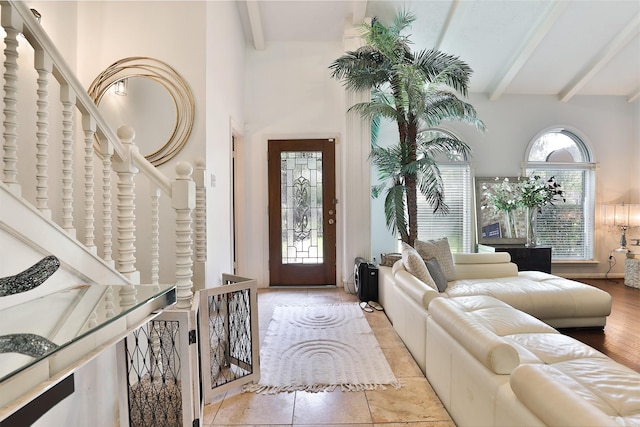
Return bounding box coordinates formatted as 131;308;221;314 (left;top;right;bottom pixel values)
477;244;552;273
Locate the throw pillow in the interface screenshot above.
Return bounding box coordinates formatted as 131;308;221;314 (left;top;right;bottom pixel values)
380;253;402;267
400;242;438;291
414;237;455;281
425;258;448;292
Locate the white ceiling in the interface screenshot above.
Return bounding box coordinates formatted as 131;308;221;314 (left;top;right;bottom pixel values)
237;0;640;103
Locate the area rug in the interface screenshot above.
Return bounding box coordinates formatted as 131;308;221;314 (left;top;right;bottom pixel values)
243;303;400;394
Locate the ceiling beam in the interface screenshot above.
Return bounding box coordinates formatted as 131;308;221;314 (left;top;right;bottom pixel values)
352;0;367;26
559;13;640;102
434;0;459;51
245;0;265;50
628;87;640;103
489;1;568;101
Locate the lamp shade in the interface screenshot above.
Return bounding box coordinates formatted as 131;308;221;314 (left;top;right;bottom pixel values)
603;203;640;227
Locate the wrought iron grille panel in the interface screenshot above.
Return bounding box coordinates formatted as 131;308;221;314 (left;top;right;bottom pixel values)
125;320;183;427
206;286;255;389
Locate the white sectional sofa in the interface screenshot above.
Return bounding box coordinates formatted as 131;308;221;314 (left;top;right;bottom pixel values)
426;295;640;426
376;240;631;426
378;251;612;373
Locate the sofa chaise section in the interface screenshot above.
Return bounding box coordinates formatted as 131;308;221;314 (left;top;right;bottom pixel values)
426;295;640;427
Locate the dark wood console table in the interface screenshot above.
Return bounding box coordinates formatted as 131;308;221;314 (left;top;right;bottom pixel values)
478;244;552;273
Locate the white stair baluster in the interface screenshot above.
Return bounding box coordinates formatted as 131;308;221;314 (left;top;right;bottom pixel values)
195;157;207;263
1;6;21;192
172;161;195;308
82;115;96;253
35;49;52;217
101;141;115;267
151;185;161;286
60;84;76;237
114;126;140;284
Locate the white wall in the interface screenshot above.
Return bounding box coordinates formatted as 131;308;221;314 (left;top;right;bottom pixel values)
204;1;247;286
241;41;346;287
371;93;639;278
73;1;208;287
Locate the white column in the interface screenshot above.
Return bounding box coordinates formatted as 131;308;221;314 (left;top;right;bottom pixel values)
340;24;372;289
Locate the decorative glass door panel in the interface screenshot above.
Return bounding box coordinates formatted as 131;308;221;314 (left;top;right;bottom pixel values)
268;140;336;285
281;151;323;264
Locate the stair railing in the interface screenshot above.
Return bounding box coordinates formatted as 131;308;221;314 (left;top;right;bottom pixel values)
0;0;203;308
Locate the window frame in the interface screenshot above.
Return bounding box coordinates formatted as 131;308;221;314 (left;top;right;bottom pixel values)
524;127;596;261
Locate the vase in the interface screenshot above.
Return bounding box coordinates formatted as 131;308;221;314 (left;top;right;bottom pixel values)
525;206;538;247
503;210;515;239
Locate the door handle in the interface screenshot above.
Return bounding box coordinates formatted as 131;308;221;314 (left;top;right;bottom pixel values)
328;219;335;225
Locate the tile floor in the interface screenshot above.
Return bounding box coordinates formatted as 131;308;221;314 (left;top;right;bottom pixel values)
202;287;455;426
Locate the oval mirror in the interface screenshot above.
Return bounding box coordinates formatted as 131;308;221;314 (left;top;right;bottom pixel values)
88;57;195;166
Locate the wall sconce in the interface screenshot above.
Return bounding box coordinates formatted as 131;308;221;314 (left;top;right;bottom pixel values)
602;202;640;252
114;79;128;96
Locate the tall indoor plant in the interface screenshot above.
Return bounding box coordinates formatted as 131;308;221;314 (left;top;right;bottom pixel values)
329;11;485;245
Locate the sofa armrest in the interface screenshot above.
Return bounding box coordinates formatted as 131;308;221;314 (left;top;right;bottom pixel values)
429;298;520;374
453;253;519;280
394;269;441;309
510;364;618;427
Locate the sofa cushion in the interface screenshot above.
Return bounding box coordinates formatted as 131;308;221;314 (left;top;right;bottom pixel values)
511;362;640;426
401;243;438;290
429;297;521;374
414;238;455;281
425;258;447;292
446;274;612;321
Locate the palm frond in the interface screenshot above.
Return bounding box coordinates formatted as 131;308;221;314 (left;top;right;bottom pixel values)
422;91;486;130
418;135;472;162
413;49;473;96
383;184;409;240
416;164;449;216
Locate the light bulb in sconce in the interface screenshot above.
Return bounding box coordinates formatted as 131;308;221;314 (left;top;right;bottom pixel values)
114;79;128;96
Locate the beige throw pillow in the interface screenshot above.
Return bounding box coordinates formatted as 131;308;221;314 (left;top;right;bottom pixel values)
414;237;455;281
400;242;438;291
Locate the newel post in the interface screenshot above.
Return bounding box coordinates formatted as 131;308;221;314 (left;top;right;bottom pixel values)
172;161;196;308
113;125;140;284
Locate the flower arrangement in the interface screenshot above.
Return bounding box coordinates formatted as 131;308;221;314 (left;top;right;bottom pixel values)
482;175;565;244
483;177;519;213
517;175;566;210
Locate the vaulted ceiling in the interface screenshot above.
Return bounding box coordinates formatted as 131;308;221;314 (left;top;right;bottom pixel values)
237;0;640;103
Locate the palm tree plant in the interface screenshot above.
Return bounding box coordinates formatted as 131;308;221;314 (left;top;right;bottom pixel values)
329;10;485;245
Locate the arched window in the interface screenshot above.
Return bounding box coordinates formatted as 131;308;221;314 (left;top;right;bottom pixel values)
525;127;596;260
416;129;473;253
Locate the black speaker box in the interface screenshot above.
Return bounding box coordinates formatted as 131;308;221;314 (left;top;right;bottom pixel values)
354;257;379;302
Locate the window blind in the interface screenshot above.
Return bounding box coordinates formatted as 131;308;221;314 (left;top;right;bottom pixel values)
526;167;595;260
416;163;472;253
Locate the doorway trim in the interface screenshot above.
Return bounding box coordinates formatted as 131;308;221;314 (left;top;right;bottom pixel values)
261;133;342;288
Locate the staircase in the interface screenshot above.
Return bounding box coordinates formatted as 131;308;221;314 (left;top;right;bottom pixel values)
0;0;205;309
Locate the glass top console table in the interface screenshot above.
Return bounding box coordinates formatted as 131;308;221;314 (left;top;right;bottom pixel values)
0;283;176;422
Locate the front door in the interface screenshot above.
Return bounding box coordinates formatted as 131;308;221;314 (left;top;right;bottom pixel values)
268;139;336;286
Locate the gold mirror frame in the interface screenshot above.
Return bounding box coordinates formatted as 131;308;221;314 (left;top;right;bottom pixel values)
88;57;195;166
